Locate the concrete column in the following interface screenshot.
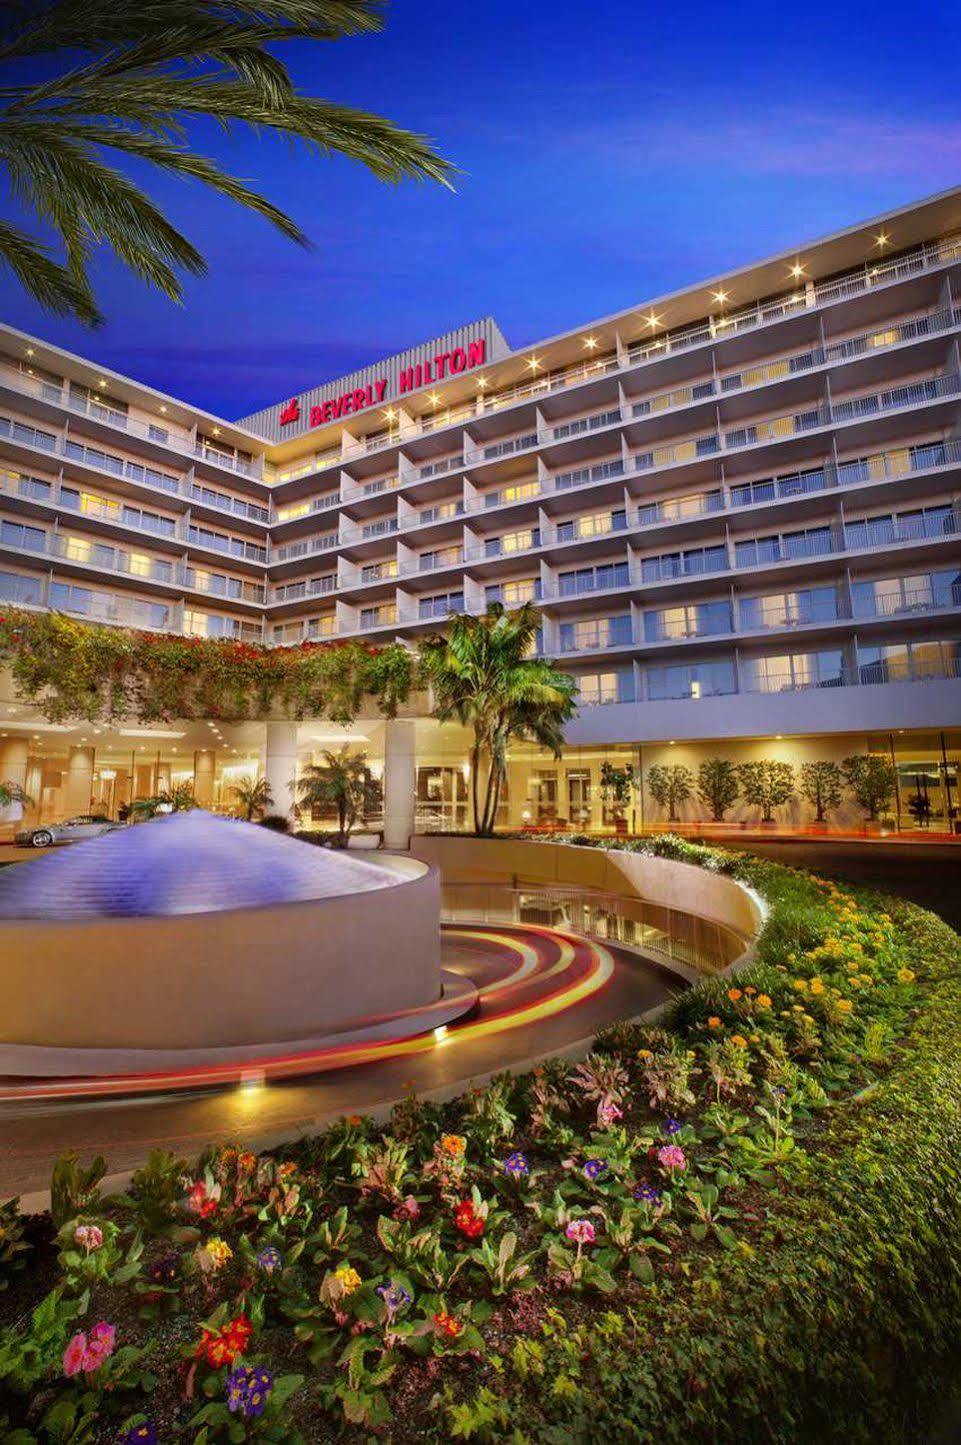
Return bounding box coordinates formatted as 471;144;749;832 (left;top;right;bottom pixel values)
0;737;29;825
264;721;299;822
383;718;416;850
65;745;95;815
193;749;216;808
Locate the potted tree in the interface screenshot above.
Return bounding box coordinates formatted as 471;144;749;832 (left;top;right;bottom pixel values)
737;760;795;827
840;754;897;834
295;747;375;848
599;760;636;835
697;758;739;825
799;760;842;832
646;763;694;825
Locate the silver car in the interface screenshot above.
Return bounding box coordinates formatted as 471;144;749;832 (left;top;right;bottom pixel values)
15;814;124;848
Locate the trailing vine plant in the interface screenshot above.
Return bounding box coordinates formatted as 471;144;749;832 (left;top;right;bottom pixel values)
0;610;419;725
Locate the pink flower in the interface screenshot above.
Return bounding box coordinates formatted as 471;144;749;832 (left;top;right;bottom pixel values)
657;1144;688;1172
63;1332;87;1377
74;1223;103;1253
393;1195;420;1222
565;1219;596;1245
597;1099;624;1127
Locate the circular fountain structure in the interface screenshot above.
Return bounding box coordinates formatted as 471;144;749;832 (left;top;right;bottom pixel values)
0;811;475;1077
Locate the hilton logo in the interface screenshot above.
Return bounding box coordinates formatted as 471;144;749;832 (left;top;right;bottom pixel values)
279;398;300;426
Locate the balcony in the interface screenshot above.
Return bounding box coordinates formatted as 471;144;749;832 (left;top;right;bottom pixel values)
559;617;634;653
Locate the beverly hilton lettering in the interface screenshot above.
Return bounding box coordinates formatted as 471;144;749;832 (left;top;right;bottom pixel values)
279;338;487;427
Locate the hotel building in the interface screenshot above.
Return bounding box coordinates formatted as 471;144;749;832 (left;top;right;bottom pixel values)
0;187;959;836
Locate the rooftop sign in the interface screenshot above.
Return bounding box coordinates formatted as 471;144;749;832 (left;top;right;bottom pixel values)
238;317;510;443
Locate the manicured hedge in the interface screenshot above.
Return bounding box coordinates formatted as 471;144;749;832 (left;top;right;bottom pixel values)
0;837;958;1443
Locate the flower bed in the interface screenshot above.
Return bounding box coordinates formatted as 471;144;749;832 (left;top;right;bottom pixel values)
1;839;960;1442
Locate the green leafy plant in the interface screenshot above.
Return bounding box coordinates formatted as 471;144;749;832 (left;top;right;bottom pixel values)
295;747;376;845
841;753;898;822
0;1197;30;1287
737;759;795;822
420;602;577;836
50;1152;107;1229
799;759;843;822
697;757;740;822
231;774;274;822
646;763;694;822
0;0;453;324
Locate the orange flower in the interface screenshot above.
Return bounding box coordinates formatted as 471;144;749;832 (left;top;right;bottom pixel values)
707;1016;722;1029
756;994;772;1008
727;988;742;1002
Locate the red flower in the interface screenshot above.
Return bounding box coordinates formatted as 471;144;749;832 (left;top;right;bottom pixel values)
433;1310;464;1338
195;1313;252;1369
453;1200;485;1239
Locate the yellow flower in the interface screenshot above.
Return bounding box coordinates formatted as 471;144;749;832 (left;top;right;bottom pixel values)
334;1264;362;1295
731;1034;748;1049
637;1048;654;1062
792;979;807;992
836;999;854;1014
440;1134;466;1159
809;978;825;995
896;968;916;985
756;995;772;1009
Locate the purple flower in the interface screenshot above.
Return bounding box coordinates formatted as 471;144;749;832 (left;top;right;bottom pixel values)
147;1254;178;1286
503;1151;530;1177
377;1281;412;1313
256;1245;282;1274
583;1158;609;1181
227;1364;273;1419
121;1426;159;1445
632;1182;663;1207
664;1117;683;1136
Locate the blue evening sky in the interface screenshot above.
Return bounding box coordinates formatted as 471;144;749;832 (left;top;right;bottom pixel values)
2;0;959;421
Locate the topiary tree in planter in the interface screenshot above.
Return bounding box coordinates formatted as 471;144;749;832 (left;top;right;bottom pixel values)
646;763;694;823
697;758;739;822
841;754;897;823
799;760;843;824
738;760;795;823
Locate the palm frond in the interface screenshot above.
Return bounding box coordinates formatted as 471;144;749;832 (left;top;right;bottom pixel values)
0;217;102;323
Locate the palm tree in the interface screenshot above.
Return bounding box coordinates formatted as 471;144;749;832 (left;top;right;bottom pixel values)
231;773;273;821
295;746;371;845
0;1;454;324
420;603;577;837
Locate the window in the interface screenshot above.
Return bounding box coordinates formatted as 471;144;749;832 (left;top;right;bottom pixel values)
419;591;464;620
738;586;838;630
360;604;397;628
558;561;629;596
557;508;626;542
640;544;726;581
741;649;844;692
560;616;632;652
0;569;42;604
486;577;541;606
0;519;45;552
644;600;731;641
361;559;398;584
486;527;539;557
646;659;736;701
576;667;634;706
419;544;462;571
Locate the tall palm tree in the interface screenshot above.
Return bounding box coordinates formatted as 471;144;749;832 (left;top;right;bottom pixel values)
231;772;273;821
295;745;371;845
420;603;577;837
0;1;454;324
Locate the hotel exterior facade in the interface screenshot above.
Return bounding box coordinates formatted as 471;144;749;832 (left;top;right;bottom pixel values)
0;188;959;836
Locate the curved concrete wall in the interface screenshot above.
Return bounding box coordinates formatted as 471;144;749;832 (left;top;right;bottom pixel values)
410;836;762;941
0;862;440;1050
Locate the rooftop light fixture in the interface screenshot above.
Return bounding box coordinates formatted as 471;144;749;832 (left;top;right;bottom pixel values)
97;378;107;389
383;407;396;421
583;335;599;350
711;290;729;306
428;392;442;406
159;405;167;413
477;376;488;389
212;426;221;435
789;262;806;278
875;231;889;248
25;347;33;357
645;312;661;328
526;356;541;372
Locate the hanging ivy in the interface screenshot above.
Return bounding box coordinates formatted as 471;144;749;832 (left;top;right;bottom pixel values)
0;610;419;724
